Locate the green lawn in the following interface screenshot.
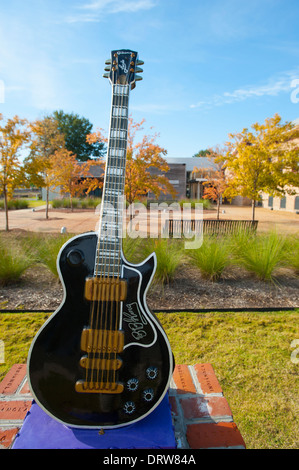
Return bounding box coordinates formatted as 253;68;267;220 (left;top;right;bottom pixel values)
0;309;298;449
27;199;45;208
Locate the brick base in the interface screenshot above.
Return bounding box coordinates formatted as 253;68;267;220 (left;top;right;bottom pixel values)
0;363;245;449
169;363;246;449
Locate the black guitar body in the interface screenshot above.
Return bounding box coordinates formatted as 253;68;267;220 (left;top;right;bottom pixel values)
27;232;174;429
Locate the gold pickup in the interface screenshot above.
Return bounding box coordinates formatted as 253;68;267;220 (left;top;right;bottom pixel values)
80;328;124;354
85;277;127;302
79;356;122;370
75;380;124;394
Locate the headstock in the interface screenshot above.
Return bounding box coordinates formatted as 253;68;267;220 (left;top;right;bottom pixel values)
103;49;144;89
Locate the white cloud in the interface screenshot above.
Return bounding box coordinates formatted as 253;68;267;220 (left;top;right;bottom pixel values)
190;70;299;109
66;0;157;23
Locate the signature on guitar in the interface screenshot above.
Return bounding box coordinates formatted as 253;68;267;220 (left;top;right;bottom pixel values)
123;302;147;340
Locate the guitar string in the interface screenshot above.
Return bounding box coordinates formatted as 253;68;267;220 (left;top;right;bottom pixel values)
83;64;131;391
87;75;117;389
113;80;130;388
97;79;127;390
100;81;120;389
84;140;112;388
105;81;126;390
97;80;120;390
109;81;128;390
87;96;112;388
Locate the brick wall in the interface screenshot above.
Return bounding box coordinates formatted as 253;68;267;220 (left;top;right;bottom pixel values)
0;363;245;449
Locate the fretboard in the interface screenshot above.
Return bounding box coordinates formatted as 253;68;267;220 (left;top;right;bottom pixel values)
94;84;130;277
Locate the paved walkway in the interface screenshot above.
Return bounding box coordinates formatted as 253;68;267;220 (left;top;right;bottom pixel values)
1;204;299;235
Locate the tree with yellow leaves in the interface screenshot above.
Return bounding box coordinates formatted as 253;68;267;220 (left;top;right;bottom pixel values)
87;117;176;205
49;149;104;211
0;114;29;230
223;114;299;221
24;116;65;219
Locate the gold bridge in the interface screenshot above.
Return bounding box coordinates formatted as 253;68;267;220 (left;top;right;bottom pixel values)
79;356;122;370
84;277;127;302
77;329;124;395
80;328;124;353
75;380;124;394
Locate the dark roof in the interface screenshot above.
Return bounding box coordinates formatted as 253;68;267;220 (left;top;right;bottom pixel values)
165;157;217;171
77;161;104;178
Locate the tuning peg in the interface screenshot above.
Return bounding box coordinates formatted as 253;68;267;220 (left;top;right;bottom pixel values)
137;60;144;65
105;59;112;65
104;66;111;72
135;67;143;73
103;73;109;78
135;75;143;81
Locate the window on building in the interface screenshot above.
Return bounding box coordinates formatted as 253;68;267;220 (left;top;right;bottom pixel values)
268;196;273;207
280;197;286;209
295;196;299;211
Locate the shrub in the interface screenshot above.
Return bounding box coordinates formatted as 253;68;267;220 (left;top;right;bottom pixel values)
0;199;29;210
179;198;212;210
188;234;231;282
51;197;101;209
51;199;64;208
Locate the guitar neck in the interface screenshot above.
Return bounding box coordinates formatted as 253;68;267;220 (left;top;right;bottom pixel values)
95;84;130;277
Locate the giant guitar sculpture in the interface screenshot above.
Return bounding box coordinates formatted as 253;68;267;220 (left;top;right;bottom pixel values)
27;50;174;429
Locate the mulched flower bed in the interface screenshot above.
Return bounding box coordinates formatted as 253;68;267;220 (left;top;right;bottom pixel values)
1;263;298;312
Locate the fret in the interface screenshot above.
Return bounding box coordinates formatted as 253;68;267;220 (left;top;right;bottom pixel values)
101;223;121;232
104;174;125;184
104;187;123;196
97;245;120;254
110;117;127;129
94;269;121;277
97;252;120;259
112;95;129;107
112;106;128;117
94;81;131;276
110;129;126;139
113;84;129;96
108;139;127;149
106;157;126;169
106;167;124;176
94;264;120;277
106;173;125;182
99;236;119;243
102;207;122;216
108;148;125;157
104;189;122;196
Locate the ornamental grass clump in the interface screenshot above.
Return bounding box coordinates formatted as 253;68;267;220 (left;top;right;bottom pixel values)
36;234;72;278
141;238;183;285
188;234;231;282
284;235;299;275
232;231;287;282
0;235;33;285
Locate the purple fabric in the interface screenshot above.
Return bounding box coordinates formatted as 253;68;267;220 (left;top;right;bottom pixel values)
12;394;176;449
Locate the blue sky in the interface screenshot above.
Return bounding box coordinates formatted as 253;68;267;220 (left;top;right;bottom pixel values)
0;0;299;159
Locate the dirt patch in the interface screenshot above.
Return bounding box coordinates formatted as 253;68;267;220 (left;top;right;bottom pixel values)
1;263;298;312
